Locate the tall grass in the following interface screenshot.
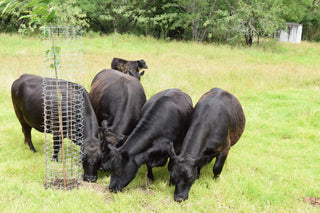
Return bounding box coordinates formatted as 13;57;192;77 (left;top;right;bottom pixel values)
0;33;319;212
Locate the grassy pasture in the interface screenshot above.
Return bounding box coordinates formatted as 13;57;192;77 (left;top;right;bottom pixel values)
0;33;319;212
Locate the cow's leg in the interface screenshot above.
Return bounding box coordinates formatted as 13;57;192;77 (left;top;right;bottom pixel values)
147;166;154;181
213;142;230;179
197;167;201;179
22;124;36;152
52;133;61;161
15;109;36;152
169;177;174;186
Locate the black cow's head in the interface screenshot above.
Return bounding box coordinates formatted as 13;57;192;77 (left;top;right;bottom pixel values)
169;157;198;202
128;59;147;81
99;120;127;172
138;59;148;69
82;138;103;182
108;145;139;192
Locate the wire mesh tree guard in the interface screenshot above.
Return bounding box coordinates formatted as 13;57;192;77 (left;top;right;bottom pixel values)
42;26;84;190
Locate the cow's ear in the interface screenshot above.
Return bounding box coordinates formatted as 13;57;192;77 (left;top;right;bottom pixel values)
140;71;145;76
168;141;177;160
109;145;121;168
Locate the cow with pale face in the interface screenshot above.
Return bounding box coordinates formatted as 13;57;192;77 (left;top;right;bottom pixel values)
111;58;147;81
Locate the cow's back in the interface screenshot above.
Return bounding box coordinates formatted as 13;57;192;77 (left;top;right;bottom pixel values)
89;69;146;133
123;88;193;155
141;89;193;141
197;88;245;146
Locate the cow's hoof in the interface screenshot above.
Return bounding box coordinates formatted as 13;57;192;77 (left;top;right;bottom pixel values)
213;175;220;180
147;174;154;182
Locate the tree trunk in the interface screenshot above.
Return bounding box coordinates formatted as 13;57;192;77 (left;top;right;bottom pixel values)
114;20;117;34
245;34;253;46
191;1;198;41
199;0;218;42
125;0;142;29
127;0;156;32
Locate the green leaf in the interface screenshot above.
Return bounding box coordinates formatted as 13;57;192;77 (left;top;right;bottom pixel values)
46;10;55;22
19;15;31;20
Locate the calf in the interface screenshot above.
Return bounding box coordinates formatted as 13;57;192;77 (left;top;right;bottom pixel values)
111;58;148;80
107;88;193;192
11;74;102;182
169;88;246;202
89;69;146;171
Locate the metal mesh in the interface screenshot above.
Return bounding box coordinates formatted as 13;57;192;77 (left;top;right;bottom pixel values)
42;26;84;190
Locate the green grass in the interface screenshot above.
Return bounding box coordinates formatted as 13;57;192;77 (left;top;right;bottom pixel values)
0;33;319;212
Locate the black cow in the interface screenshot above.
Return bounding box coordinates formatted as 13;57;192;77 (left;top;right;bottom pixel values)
107;88;193;192
169;88;246;202
111;58;148;80
11;74;102;182
89;69;146;171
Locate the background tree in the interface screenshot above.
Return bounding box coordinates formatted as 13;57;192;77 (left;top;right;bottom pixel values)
0;1;25;32
1;0;55;34
171;0;219;42
1;0;320;44
54;0;88;29
281;0;314;23
301;0;320;41
224;0;286;46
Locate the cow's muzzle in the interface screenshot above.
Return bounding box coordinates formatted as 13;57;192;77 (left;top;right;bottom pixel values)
83;175;97;183
174;195;188;202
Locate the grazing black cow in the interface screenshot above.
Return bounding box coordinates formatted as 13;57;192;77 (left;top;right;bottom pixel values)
169;88;246;202
107;88;193;192
111;58;148;80
11;74;102;182
89;69;146;171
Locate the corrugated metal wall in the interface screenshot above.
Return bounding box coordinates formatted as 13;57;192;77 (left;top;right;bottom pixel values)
276;23;303;44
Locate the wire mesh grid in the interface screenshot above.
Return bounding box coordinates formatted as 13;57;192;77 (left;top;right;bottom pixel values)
42;26;84;190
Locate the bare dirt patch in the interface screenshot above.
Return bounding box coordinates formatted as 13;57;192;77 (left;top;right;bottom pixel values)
79;181;114;203
304;197;320;207
136;187;156;195
79;180;107;193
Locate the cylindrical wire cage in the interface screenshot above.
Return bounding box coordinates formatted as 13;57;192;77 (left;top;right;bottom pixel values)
42;26;84;190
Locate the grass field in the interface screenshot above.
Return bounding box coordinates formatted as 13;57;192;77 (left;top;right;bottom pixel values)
0;33;319;212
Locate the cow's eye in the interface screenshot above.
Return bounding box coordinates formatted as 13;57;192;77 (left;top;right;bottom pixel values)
184;170;194;182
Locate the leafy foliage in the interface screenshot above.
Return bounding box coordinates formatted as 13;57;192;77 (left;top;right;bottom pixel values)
1;0;320;44
54;0;88;28
229;0;286;46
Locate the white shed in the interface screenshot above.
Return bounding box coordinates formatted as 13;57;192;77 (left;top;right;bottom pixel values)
276;23;303;43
